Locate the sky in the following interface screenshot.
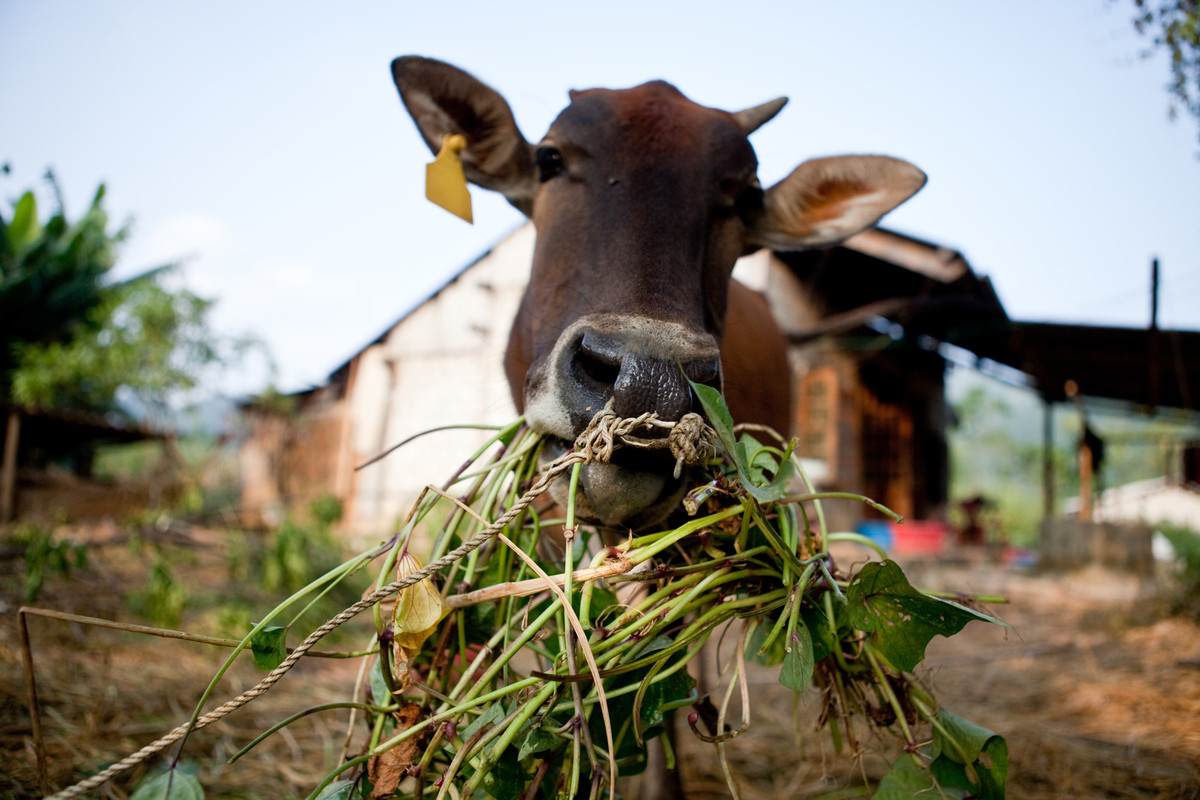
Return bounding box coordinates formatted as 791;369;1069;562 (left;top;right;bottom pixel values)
3;2;1199;396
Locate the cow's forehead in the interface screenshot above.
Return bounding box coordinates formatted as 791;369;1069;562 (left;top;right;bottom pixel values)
547;82;754;163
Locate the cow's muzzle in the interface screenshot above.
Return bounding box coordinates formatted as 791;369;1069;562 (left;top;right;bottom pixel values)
524;315;723;528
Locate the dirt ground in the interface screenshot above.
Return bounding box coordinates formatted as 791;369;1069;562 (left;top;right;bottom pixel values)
677;557;1200;799
2;527;1199;800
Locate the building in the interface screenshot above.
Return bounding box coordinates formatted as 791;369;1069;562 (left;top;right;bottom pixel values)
238;223;1009;536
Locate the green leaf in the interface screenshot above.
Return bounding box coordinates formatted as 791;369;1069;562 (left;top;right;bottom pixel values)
746;618;786;666
873;753;936;799
689;379;792;502
7;192;41;254
873;753;935;799
873;714;1009;800
249;624;288;670
738;433;796;502
800;598;842;664
481;745;524;800
129;768;204;800
518;724;563;760
313;780;365;800
778;622;815;692
584;585;619;626
847;560;1006;672
930;709;1009;799
690;380;738;462
588;652;694;774
462;700;507;742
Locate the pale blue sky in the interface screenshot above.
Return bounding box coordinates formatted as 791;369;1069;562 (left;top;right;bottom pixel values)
3;2;1198;393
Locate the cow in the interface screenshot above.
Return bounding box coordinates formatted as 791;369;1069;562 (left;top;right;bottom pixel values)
391;57;926;798
390;55;923;530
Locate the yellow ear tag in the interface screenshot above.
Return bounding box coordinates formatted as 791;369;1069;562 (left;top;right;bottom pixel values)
425;133;473;223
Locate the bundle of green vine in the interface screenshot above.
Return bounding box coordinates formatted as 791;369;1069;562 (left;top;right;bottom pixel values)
47;386;1009;800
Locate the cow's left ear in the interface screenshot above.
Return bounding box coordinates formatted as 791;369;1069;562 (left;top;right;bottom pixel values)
392;56;538;215
747;155;926;250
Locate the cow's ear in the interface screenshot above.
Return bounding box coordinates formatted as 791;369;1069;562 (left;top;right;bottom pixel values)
747;155;926;250
392;56;537;215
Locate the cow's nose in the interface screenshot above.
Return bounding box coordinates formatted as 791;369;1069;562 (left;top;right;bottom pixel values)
573;330;721;422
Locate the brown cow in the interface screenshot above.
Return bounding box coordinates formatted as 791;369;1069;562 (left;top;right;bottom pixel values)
392;56;925;530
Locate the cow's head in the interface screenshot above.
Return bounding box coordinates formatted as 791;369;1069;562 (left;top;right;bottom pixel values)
392;56;925;528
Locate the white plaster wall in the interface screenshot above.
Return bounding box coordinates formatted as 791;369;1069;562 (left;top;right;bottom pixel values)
347;228;810;534
1092;477;1200;530
350;225;533;534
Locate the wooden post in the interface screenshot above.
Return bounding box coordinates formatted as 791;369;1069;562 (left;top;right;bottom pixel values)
1042;400;1055;520
1;410;21;523
1078;437;1094;523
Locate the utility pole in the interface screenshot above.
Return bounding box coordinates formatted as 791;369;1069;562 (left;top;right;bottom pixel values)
1149;257;1161;408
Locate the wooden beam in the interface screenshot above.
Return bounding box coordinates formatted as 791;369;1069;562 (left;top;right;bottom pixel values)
1;410;21;523
1042;400;1055;520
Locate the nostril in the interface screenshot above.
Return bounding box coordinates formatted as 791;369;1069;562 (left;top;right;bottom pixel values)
683;356;722;388
574;350;620;390
574;331;623;391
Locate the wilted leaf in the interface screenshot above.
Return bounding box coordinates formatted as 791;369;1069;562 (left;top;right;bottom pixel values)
847;560;1006;671
368;702;426;798
249;625;288;670
390;552;449;685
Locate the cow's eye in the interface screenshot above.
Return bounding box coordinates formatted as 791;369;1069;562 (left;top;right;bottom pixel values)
536;146;565;182
735;184;765;218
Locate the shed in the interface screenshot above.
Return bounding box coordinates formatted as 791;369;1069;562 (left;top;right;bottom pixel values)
1;404;170;523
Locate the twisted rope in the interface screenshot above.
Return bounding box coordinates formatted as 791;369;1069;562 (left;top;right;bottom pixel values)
43;407;717;799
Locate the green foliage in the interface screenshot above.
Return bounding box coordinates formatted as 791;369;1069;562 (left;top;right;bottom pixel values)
948;373;1199;546
250;624;289;670
129;764;204;800
7;523;88;602
262;517;344;594
310;495;345;529
126;556;188;629
280;402;1008;799
10;277;223;420
1130;0;1200;147
313;782;366;800
69;405;1006;800
0;174;121;395
691;379;795;502
1158;522;1200;618
847;560;1008;672
0;168;261;424
875;709;1008;799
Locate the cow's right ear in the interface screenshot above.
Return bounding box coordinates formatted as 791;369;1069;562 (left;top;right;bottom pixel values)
391;56;537;215
747;155;926;251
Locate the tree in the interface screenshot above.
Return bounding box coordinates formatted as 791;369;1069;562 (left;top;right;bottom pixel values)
1;167;255;427
1129;0;1200;147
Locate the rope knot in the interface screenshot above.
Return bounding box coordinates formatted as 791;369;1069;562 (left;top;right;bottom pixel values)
572;401;719;478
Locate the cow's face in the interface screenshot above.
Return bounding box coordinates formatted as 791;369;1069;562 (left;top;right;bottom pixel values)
392;56;925;528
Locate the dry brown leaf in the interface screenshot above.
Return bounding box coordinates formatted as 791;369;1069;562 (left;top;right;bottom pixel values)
367;702;426;798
